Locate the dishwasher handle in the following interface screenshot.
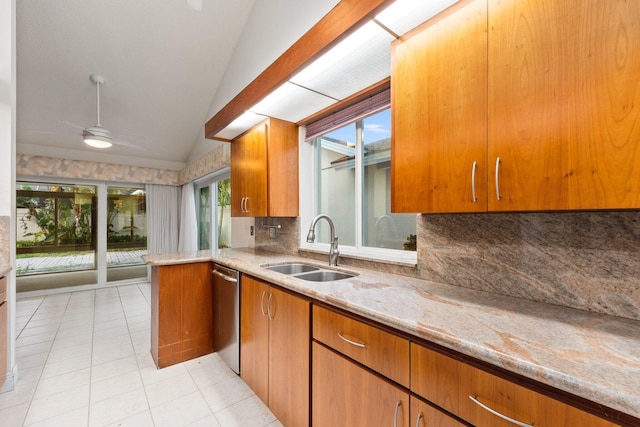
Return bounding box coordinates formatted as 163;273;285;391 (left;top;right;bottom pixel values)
212;269;238;283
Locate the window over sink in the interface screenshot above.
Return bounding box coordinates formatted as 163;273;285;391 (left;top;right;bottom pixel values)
303;105;417;262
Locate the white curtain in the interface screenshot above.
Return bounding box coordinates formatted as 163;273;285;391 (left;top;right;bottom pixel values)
146;184;180;254
178;182;198;252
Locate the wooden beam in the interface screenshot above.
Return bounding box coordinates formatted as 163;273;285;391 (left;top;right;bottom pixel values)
204;0;396;139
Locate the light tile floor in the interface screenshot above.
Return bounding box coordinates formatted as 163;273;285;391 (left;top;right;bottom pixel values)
1;283;282;427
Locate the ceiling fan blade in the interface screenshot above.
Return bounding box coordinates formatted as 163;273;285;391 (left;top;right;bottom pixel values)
61;120;86;130
112;138;146;150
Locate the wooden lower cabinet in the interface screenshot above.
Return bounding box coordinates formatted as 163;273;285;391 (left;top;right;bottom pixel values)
312;342;409;427
150;262;214;368
241;276;309;427
411;343;617;427
411;396;467;427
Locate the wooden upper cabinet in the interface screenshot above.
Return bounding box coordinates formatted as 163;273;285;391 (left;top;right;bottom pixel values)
231;117;299;217
488;0;640;210
392;0;488;213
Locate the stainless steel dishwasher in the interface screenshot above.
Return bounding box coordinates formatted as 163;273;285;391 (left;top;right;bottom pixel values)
211;263;240;374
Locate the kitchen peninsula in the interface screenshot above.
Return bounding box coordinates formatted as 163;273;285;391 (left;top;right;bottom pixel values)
145;248;640;426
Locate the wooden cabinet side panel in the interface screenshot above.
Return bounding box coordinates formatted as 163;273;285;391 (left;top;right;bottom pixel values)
312;342;409;427
312;305;410;387
392;0;488;213
181;262;214;361
240;276;270;404
266;118;299;217
152;265;185;368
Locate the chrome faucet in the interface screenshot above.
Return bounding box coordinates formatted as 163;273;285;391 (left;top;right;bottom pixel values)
306;214;339;266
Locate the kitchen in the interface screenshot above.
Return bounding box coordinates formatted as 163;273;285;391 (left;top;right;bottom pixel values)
2;0;640;426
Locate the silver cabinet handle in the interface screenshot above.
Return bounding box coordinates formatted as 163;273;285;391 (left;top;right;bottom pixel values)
495;157;502;201
212;269;238;283
260;290;267;317
241;197;247;213
394;401;402;427
471;161;478;203
415;412;423;427
267;293;274;320
337;332;366;348
469;395;534;427
244;197;250;213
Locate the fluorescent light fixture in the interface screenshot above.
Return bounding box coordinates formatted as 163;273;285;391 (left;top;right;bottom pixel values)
215;110;267;140
291;22;382;85
376;0;459;35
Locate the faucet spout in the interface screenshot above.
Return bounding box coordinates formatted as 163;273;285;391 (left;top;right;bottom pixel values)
306;214;339;266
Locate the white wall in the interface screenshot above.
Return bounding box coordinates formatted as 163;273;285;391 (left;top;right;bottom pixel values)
0;0;17;393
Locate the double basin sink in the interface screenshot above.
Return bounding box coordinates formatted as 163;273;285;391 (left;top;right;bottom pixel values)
262;263;356;282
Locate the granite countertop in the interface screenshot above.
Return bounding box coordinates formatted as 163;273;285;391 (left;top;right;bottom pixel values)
0;265;11;277
144;248;640;420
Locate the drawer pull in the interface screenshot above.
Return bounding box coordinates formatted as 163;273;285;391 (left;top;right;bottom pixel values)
267;293;274;320
495;157;502;201
469;395;534;427
337;332;366;348
394;400;402;427
260;290;267;317
471;161;478;203
415;412;423;427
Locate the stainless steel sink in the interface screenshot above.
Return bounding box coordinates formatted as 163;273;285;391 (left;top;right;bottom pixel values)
262;262;356;282
294;270;355;282
264;263;319;275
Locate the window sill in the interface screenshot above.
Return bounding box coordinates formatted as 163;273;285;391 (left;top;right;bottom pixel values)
298;243;417;268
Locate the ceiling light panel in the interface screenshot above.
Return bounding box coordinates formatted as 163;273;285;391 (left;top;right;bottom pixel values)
376;0;459;36
249;82;337;123
215;111;267;140
290;22;394;100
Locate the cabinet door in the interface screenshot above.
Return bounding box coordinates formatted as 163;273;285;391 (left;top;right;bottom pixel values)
411;343;617;427
268;287;310;427
312;342;409;427
488;0;640;210
181;262;214;361
266;118;299;217
410;396;466;427
392;0;487;213
240;276;270;404
231;124;268;217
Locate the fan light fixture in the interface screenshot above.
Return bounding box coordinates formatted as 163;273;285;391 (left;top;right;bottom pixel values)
84;74;113;149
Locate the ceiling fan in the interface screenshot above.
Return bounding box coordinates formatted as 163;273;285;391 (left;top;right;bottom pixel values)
82;74;112;148
55;73;145;150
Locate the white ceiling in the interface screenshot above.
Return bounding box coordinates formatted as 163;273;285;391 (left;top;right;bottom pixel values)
16;0;256;170
16;0;459;172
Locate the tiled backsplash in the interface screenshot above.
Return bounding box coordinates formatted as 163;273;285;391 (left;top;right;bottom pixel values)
258;211;640;321
417;212;640;321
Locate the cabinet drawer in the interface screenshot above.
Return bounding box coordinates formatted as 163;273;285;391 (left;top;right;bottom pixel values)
0;276;6;303
411;343;617;427
313;305;410;387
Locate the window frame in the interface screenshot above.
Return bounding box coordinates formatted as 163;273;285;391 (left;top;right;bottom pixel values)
194;168;231;251
299;112;417;265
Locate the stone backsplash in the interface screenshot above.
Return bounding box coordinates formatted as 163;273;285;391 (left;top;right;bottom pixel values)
417;212;640;321
257;211;640;321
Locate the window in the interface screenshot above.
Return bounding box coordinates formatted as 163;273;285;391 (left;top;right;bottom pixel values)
196;171;231;251
310;108;417;259
17;182;97;275
106;186;147;268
